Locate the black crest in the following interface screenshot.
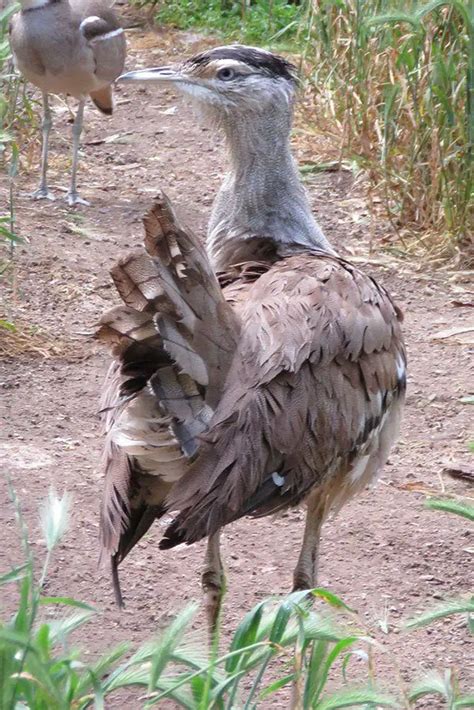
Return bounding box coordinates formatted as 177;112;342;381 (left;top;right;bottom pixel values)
186;45;297;83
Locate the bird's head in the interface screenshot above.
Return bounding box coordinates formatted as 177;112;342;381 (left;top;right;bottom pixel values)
119;45;298;119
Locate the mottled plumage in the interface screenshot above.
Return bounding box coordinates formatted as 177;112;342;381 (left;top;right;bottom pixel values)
98;46;406;621
160;251;405;547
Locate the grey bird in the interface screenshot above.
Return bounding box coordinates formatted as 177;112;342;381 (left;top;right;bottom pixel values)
97;46;406;629
9;0;126;205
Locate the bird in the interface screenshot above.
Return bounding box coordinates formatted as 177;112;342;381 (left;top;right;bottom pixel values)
9;0;126;205
97;45;406;630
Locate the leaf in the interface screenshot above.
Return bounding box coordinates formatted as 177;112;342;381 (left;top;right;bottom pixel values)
307;637;359;705
39;489;71;551
259;672;294;700
147;603;198;692
268;600;294;643
0;4;19;23
316;686;398;708
47;610;97;644
39;596;96;611
0;627;35;650
365;11;422;30
0;563;29;586
81;668;105;710
405;597;474;630
409;669;454;702
429;325;474;344
311;588;356;612
0;222;22;243
75;642;130;697
425;498;474;522
0;320;17;332
35;624;52;664
226;600;266;673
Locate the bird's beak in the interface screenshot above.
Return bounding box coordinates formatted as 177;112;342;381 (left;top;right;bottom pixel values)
118;66;185;83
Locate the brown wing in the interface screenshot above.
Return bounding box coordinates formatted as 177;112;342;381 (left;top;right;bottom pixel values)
161;251;406;548
97;196;236;602
96;304;184;605
143;194;239;408
97;245;212;604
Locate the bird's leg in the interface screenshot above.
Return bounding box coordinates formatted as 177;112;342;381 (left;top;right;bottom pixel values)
67;98;89;207
201;531;225;639
30;92;55;201
291;498;324;710
292;495;324;591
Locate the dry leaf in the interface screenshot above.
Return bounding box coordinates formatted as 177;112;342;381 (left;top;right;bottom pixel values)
430;325;474;344
442;463;474;483
451;300;474;308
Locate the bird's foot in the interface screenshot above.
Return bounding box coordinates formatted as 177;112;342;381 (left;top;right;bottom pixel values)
29;186;55;201
66;191;90;207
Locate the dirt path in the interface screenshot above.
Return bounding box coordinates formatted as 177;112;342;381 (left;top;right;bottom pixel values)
1;21;473;708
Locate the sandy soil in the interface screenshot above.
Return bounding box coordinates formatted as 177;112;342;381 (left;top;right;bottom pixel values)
1;17;473;709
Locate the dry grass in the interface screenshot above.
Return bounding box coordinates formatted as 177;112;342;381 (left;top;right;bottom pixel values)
0;319;70;359
296;0;472;262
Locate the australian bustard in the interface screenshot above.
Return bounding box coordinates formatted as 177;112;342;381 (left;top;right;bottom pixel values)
9;0;126;205
98;46;406;628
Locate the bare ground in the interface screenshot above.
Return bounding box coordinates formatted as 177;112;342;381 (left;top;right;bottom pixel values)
1;21;473;709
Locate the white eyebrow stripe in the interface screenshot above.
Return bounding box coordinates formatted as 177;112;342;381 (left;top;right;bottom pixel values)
207;59;251;71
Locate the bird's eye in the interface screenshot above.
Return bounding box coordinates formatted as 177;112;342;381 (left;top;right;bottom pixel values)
217;67;236;81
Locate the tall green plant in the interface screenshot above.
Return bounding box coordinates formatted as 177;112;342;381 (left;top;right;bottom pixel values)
0;4;26;290
302;0;472;252
0;3;23;162
3;484;472;708
1;484;396;709
404;495;474;708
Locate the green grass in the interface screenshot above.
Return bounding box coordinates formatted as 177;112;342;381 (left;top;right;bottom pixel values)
2;482;473;708
0;2;35;167
1;3;28;259
300;0;472;258
140;0;304;44
2;484;398;709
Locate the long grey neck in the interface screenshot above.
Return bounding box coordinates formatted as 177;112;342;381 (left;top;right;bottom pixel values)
206;104;335;270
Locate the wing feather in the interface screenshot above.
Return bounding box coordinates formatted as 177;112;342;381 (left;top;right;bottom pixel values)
162;252;406;547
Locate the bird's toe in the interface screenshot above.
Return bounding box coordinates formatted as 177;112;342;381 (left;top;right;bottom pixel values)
66;192;90;207
29;187;55;201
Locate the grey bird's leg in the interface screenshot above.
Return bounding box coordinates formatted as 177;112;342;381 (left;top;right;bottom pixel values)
291;495;324;710
30;92;55;201
67;98;89;206
292;492;324;591
201;531;225;638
